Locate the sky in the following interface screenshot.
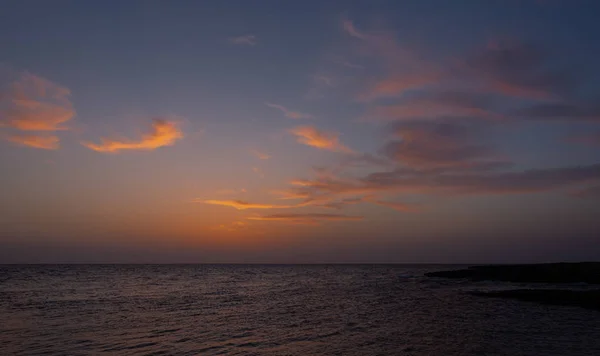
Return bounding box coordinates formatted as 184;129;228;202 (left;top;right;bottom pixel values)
1;0;599;263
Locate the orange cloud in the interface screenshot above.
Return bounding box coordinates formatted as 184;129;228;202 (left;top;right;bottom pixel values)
1;72;74;132
248;213;363;224
266;103;313;119
202;200;294;210
5;134;59;150
290;126;354;153
229;34;257;46
82;119;183;153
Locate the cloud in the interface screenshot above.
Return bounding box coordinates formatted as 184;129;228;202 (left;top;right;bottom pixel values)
211;221;249;232
202;200;294;210
229;35;257;46
5;134;59;150
382;121;502;169
364;91;500;121
571;185;600;199
465;42;576;99
316;196;365;210
566;132;600;146
341;19;369;40
514;103;600;122
82;119;183;153
266;103;313;119
248;213;363;224
369;199;421;212
341;21;440;101
279;162;600;208
290;125;354;153
1;72;75;132
313;75;335;87
1;72;74;150
215;189;247;195
252;167;265;178
364;163;600;195
358;74;439;102
251;149;271;159
331;57;364;69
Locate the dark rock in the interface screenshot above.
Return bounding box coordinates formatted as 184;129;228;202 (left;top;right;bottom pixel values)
468;289;600;311
425;262;600;284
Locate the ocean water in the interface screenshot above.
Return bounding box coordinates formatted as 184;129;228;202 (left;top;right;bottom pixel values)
1;265;599;356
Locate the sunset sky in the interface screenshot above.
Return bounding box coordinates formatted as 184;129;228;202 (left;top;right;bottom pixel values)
1;0;599;263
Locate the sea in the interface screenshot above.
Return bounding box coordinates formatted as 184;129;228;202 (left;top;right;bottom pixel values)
1;264;599;355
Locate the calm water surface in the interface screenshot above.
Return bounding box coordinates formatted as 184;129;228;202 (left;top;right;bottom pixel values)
1;265;599;355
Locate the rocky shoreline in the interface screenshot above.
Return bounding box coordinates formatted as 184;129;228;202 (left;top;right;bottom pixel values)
426;263;600;310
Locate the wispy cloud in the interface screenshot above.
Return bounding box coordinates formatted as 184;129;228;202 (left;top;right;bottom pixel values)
215;188;247;195
369;199;421;212
5;134;59;150
82;119;183;153
313;75;335;87
358;74;439;102
229;34;257;46
252;167;265;178
248;213;363;224
382;121;506;170
514;103;600;122
211;221;249;232
341;19;440;101
251;149;271;160
1;72;74;149
364;91;500;121
1;72;74;131
465;41;576;100
571;185;600;199
201;200;294;210
290;125;354;153
341;19;369;40
331;57;364;69
566;132;600;146
266;103;314;119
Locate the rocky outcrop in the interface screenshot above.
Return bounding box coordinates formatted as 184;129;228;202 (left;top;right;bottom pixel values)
425;262;600;284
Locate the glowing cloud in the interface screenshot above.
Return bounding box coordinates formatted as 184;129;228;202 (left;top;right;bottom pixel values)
202;200;294;210
290;126;354;153
5;134;59;150
229;34;257;46
266;103;313;119
248;213;363;224
1;72;74;132
82;119;183;153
